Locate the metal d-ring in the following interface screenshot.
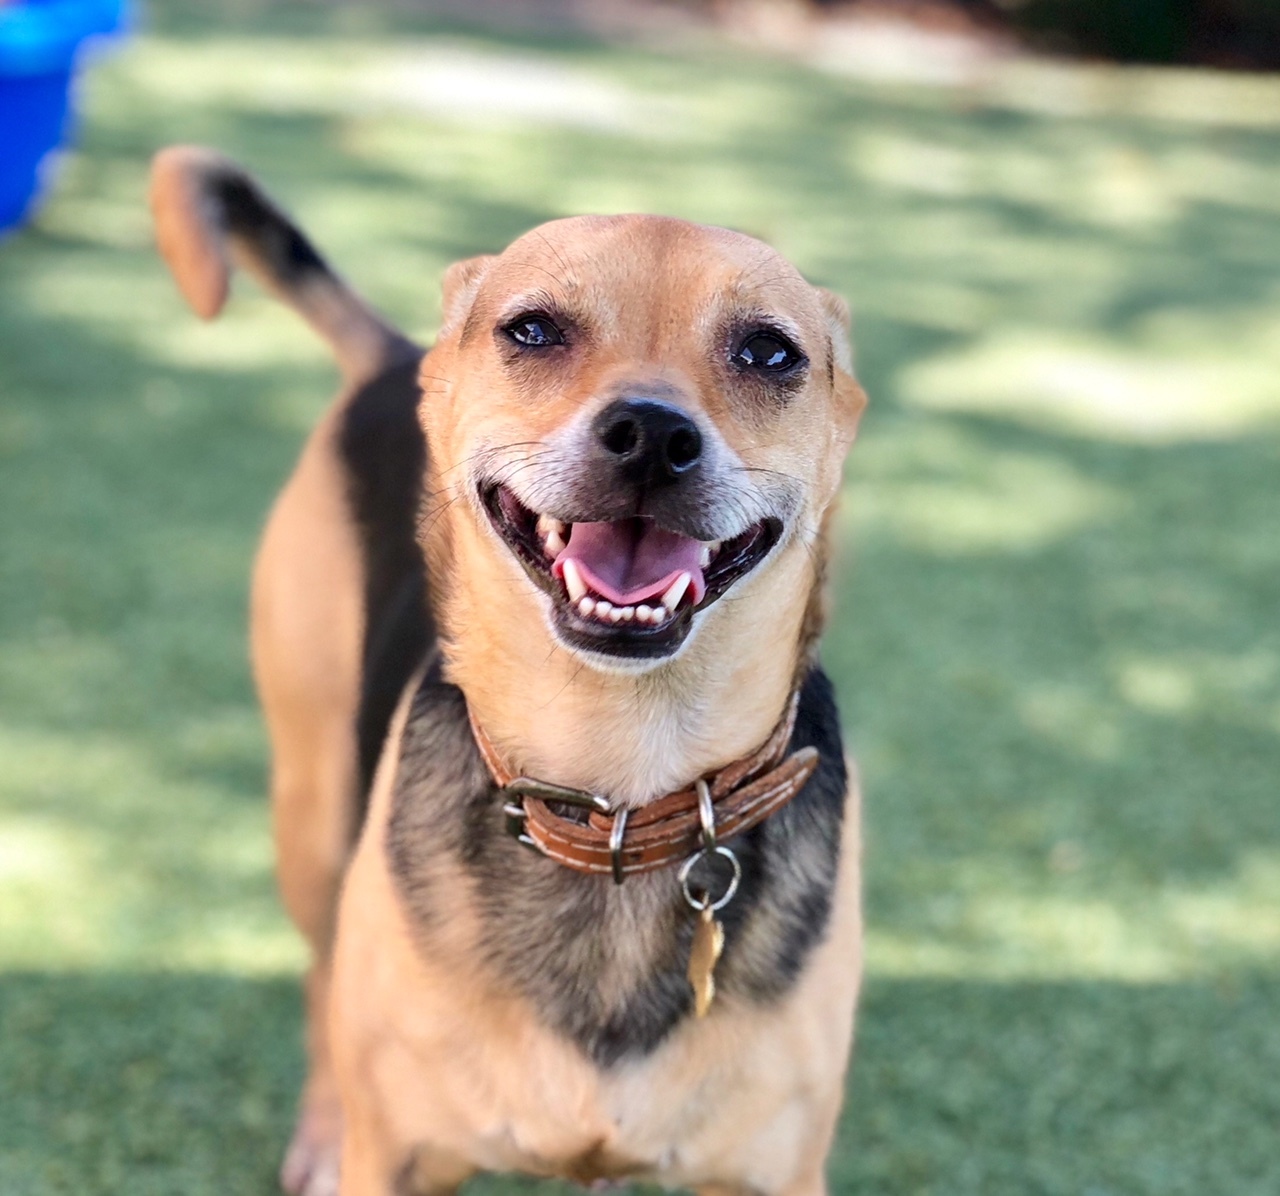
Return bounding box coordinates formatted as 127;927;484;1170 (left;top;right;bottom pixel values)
696;778;716;853
609;806;630;886
679;845;741;912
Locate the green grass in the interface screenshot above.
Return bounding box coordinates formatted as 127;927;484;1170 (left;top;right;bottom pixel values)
1;2;1278;1192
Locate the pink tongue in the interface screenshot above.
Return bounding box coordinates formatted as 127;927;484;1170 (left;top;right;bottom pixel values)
552;520;707;607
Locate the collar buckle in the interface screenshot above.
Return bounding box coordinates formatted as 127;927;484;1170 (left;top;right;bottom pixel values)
504;776;611;813
502;777;612;852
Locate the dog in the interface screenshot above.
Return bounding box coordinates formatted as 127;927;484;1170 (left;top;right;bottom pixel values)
150;145;867;1196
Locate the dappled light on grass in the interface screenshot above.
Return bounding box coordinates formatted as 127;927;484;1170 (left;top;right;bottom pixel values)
981;59;1280;128
841;424;1122;553
868;855;1280;982
901;320;1280;442
0;1;1277;1191
0;725;301;973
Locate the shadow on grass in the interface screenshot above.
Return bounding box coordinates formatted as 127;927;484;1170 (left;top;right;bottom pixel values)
2;971;1278;1195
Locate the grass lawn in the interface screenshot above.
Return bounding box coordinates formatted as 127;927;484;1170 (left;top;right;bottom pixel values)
2;2;1279;1192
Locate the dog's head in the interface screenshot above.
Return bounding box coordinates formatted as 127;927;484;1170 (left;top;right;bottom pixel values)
418;215;865;674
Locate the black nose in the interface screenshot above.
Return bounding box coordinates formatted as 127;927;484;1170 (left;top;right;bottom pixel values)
594;399;703;485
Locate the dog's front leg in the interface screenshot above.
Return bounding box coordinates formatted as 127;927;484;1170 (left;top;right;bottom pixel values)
279;961;343;1196
340;1121;470;1196
698;1168;829;1196
775;1162;830;1196
336;1114;396;1196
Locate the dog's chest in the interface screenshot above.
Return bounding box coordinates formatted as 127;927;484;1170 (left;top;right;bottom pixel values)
431;1022;821;1191
385;668;848;1067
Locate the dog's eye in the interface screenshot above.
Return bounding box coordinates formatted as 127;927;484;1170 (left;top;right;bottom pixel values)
732;331;802;372
504;315;564;348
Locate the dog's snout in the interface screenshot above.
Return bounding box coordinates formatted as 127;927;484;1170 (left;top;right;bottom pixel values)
594;399;703;484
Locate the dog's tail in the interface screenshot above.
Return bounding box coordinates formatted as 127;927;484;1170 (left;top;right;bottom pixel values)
149;145;417;384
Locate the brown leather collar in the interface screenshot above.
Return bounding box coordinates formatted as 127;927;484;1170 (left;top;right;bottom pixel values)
468;694;819;884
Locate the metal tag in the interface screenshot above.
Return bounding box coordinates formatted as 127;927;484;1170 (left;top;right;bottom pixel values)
687;904;725;1017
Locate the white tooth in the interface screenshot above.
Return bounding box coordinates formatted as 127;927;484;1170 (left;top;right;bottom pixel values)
578;596;596;617
619;606;635;621
595;600;612;616
699;544;712;568
544;526;566;557
653;605;669;622
661;572;691;611
609;607;625;623
537;514;567;557
636;605;654;623
562;559;586;603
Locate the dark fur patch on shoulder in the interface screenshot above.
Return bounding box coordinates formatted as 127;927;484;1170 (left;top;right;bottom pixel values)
337;356;435;808
386;665;848;1067
723;667;847;1000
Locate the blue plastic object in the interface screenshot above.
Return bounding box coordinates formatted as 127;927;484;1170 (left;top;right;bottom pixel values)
0;0;126;233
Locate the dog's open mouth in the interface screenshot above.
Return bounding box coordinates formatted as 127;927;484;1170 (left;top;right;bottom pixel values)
482;484;782;658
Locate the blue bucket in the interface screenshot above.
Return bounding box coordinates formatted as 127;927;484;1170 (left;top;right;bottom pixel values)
0;0;127;234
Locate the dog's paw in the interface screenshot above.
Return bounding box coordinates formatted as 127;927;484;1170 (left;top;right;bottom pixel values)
280;1102;342;1196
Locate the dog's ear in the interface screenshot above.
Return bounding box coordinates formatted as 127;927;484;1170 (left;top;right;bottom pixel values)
816;287;854;373
440;254;496;334
816;286;866;445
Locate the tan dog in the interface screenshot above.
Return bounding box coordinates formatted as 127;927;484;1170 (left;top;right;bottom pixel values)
150;146;867;1196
